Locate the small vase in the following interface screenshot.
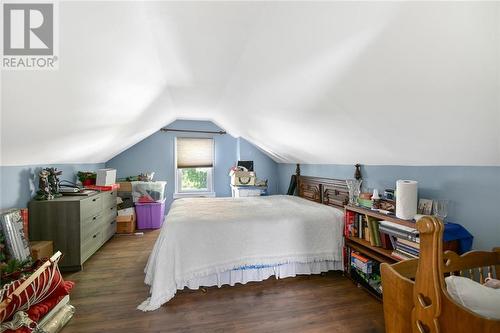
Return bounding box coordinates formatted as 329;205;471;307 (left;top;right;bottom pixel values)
346;179;362;206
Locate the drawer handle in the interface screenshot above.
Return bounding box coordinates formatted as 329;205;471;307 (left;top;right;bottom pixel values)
92;216;97;221
92;198;97;202
110;207;114;210
93;234;97;239
111;221;115;225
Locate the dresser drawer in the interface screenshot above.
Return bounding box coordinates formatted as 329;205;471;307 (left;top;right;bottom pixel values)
104;219;116;241
102;191;117;210
82;217;99;240
102;205;117;221
81;195;102;220
81;230;102;263
82;211;102;230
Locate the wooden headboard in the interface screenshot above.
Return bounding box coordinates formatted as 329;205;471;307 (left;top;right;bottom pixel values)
297;175;349;209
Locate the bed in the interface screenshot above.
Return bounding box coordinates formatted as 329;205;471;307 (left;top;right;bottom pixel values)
381;216;500;333
138;175;349;311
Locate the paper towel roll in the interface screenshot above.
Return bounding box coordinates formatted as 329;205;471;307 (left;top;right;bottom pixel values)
396;180;418;220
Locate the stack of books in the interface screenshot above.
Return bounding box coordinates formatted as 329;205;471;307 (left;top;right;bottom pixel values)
350;251;373;274
349;250;382;295
378;220;420;260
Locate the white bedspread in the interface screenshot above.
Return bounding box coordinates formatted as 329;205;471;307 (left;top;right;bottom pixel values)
138;195;344;311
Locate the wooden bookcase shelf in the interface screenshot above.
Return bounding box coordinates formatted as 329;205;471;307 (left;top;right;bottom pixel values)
343;205;416;300
346;237;398;263
344;205;416;263
344;205;459;301
345;205;415;228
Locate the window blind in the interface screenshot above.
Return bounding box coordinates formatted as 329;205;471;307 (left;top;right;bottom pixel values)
176;137;214;168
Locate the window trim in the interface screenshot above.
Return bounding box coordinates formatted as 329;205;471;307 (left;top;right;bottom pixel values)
174;136;215;198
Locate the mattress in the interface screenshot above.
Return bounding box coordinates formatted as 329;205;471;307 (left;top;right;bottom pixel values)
139;195;344;311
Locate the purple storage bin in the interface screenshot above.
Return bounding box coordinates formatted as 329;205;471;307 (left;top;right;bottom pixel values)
135;199;166;229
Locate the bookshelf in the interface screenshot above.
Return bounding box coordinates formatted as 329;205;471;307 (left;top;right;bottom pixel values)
343;205;417;301
344;205;459;301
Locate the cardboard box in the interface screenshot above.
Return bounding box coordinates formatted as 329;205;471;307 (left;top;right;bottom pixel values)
118;207;135;216
30;241;53;260
116;214;136;234
117;181;132;192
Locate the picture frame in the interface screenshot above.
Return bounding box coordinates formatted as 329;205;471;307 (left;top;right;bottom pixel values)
418;199;433;215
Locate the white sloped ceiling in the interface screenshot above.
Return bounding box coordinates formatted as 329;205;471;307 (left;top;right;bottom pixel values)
1;1;499;166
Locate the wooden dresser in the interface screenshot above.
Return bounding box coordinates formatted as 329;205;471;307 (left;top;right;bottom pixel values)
29;191;117;271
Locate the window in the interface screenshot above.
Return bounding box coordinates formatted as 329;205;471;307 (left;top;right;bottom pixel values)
174;137;215;197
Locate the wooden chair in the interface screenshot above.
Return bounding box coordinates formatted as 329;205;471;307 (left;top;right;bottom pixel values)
380;216;500;333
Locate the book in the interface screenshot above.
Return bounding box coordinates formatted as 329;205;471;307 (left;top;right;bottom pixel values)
378;225;420;243
379;232;394;250
394;247;418;259
395;242;419;256
364;227;370;242
397;237;420;249
372;219;382;247
367;217;377;246
379;220;418;235
358;214;363;240
391;249;415;261
365;216;382;247
344;211;356;238
350;252;373;274
351;251;369;263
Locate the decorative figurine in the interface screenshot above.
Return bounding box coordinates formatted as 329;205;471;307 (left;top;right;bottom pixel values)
46;167;62;197
354;163;362;180
45;168;62;198
35;169;53;200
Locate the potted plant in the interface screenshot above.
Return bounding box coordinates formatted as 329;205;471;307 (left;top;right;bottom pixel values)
77;171;97;186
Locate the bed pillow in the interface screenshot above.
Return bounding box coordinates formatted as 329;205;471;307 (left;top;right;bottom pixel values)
445;275;500;320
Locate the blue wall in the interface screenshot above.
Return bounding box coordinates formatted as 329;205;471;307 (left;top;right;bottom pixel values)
0;163;104;210
106;120;278;209
277;164;500;251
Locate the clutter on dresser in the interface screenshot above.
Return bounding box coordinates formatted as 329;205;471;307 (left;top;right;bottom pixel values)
35;168;63;200
76;171;96;187
96;168;116;186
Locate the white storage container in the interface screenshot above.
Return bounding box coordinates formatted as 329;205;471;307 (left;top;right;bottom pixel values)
131;181;167;203
231;186;265;198
96;168;117;186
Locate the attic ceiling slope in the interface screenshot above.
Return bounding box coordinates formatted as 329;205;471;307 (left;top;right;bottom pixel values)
1;1;499;166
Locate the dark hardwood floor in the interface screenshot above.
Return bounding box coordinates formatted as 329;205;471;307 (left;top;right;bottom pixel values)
62;230;385;333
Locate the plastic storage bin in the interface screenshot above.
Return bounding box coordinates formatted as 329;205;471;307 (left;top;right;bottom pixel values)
131;181;167;203
135;200;166;229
